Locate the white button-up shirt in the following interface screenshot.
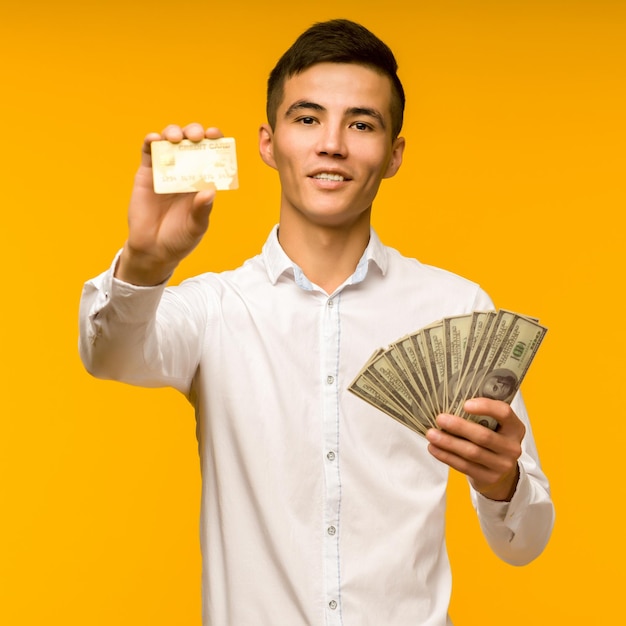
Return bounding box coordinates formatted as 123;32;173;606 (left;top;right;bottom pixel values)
79;227;554;626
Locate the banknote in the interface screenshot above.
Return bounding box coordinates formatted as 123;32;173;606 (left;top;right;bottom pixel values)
391;334;437;418
442;313;474;412
446;310;501;418
421;322;447;415
151;138;239;193
365;353;428;428
348;309;547;438
388;342;437;427
456;314;547;427
349;372;420;434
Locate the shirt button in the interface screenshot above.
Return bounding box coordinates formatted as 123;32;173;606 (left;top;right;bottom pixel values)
329;600;338;610
327;525;336;536
327;451;336;461
327;375;334;385
327;298;334;308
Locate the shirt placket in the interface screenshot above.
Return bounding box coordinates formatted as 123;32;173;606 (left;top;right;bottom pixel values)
321;293;343;625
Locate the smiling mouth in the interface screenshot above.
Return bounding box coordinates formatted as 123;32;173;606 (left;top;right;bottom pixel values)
312;173;347;182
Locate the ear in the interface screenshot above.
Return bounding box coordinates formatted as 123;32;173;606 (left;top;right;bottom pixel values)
259;123;278;170
383;136;406;179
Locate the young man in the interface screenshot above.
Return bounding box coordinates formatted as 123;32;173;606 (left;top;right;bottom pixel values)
79;19;554;626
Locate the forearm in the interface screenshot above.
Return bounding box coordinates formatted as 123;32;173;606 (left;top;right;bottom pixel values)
78;253;200;393
473;463;555;565
79;253;164;383
471;394;555;565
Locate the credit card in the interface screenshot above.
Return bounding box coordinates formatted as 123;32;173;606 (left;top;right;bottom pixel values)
151;137;239;193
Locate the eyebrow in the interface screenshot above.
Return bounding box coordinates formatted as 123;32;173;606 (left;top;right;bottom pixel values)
284;100;325;117
284;100;387;129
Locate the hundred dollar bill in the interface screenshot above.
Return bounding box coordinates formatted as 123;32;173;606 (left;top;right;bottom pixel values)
442;313;475;413
151;137;239;193
410;330;441;416
421;321;447;416
348;369;429;436
349;308;546;437
348;346;434;434
388;342;438;428
364;352;432;433
447;310;498;417
383;347;437;429
458;314;547;429
394;333;439;418
466;314;546;405
348;374;421;434
448;310;512;423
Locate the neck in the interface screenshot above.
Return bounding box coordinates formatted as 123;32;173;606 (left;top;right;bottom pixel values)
277;213;371;294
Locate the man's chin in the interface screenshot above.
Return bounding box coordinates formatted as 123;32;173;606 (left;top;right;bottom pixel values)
296;204;372;228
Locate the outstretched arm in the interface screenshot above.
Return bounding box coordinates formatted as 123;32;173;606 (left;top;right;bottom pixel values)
79;124;223;390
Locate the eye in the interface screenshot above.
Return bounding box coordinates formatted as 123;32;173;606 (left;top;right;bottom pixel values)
297;116;317;125
351;121;372;131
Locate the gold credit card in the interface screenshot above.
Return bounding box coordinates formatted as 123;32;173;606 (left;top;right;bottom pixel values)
151;138;239;193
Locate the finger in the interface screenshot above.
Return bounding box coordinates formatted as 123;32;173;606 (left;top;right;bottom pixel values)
188;184;217;234
428;441;518;500
427;423;498;465
427;434;520;501
463;398;526;438
426;427;517;481
427;438;491;478
141;131;164;166
182;122;207;142
161;124;185;143
435;413;496;446
433;415;519;473
192;184;217;211
205;126;224;139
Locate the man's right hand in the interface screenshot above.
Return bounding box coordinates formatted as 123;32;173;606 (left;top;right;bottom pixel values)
116;124;222;286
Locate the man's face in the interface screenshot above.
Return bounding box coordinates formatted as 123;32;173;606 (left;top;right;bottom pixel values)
259;63;404;228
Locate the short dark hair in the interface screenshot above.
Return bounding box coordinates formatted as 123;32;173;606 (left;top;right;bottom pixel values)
266;19;405;138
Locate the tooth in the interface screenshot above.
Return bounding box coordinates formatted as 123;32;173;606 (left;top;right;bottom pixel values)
314;173;344;181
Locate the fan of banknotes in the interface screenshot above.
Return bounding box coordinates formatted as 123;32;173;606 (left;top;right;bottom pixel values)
348;309;547;437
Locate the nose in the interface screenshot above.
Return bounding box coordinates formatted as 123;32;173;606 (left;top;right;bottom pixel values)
316;122;347;158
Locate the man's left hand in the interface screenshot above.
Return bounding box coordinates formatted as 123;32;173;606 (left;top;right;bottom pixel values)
425;398;526;501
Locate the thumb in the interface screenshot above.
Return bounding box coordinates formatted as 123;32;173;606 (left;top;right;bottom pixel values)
189;184;217;230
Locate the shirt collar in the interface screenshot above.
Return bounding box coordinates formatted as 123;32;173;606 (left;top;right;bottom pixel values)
262;224;389;288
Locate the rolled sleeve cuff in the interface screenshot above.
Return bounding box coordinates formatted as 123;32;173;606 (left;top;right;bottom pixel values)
87;250;169;324
474;463;533;535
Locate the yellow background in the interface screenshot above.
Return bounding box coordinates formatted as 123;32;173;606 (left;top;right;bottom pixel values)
1;1;624;623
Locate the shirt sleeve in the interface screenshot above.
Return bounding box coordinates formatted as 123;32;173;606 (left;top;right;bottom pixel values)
470;392;555;565
78;252;209;395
